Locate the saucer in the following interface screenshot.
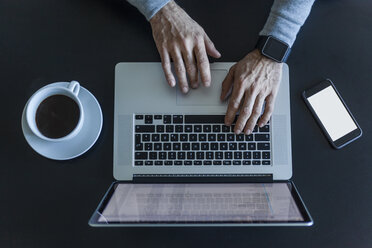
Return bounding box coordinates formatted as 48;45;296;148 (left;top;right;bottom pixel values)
22;82;103;160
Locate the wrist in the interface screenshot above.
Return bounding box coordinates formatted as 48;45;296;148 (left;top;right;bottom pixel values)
149;0;177;25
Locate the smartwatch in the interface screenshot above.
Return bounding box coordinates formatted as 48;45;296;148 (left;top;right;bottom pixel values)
255;35;291;63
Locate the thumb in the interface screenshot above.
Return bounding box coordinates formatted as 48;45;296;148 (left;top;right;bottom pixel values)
204;34;221;58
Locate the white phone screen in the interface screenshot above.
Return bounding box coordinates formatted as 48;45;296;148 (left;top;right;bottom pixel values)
307;86;357;141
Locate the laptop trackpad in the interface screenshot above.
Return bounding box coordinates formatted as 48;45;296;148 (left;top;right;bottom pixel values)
176;69;228;106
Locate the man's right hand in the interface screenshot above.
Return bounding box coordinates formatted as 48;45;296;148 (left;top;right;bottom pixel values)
149;1;221;93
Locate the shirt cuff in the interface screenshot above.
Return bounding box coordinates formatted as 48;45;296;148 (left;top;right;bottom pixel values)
127;0;171;21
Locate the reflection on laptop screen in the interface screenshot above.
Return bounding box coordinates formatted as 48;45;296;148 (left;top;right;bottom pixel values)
98;183;304;223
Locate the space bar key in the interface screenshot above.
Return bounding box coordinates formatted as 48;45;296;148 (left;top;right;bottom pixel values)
185;115;225;124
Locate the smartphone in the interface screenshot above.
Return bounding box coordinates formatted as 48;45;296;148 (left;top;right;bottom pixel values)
302;79;362;149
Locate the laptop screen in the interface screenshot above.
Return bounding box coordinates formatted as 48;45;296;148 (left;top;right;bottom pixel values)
90;182;312;226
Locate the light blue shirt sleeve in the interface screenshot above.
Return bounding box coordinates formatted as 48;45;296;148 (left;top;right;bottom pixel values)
260;0;315;47
127;0;170;21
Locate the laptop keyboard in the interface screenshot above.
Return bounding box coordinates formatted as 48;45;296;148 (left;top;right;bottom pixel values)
134;115;271;166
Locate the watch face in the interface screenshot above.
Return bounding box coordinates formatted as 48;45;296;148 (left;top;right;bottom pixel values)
263;37;289;62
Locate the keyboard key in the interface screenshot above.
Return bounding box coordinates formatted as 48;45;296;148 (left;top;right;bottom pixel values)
229;143;237;150
155;161;163;166
245;134;253;141
220;143;228;150
203;125;212;132
185;115;224;123
253;126;258;133
180;134;188;141
223;161;232;165
168;152;176;159
187;152;195;159
236;134;244;141
156;125;164;133
206;152;214;159
142;134;150;141
253;152;261;159
253;160;261;165
135;134;141;143
184;161;192;166
262;160;271;165
178;152;186;159
170;134;178;141
192;143;200;150
204;160;212;165
238;143;246;150
215;152;223;159
135;161;143;166
166;125;174;132
159;152;167;159
248;143;256;150
259;125;270;132
175;125;183;132
196;152;204;159
151;134;160;142
182;143;190;150
173;115;183;123
135;115;143;120
210;143;218;150
243;160;251;165
201;143;209;150
222;125;230;132
174;161;182;165
189;134;197;141
154;115;162;120
217;134;225;141
163;115;171;124
145;115;153;124
243;152;251;159
145;143;152;150
224;152;232;159
194;125;202;132
199;134;207;141
255;134;270;141
194;161;202;165
185;125;192;132
234;152;242;159
145;161;153;166
173;143;181;150
233;160;242;165
135;143;143;150
136;125;155;133
161;134;169;141
213;125;221;132
213;160;222;165
154;143;162;150
263;152;270;159
208;134;216;141
227;134;235;141
258;143;270;150
165;161;173;165
149;152;157;159
164;143;172;150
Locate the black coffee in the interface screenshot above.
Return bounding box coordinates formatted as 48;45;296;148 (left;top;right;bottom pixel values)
35;94;80;139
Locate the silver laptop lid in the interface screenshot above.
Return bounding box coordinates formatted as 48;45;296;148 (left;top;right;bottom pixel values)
113;63;292;180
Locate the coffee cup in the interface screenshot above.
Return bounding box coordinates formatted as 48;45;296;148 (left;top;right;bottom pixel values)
26;81;84;142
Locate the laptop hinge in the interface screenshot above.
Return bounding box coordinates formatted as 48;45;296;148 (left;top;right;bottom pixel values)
133;174;273;183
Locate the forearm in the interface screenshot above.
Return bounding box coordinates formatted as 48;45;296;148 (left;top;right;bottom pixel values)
260;0;315;47
126;0;170;20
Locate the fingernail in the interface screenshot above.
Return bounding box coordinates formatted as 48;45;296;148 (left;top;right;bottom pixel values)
170;81;175;87
235;129;241;135
182;87;189;93
205;82;211;87
246;129;251;135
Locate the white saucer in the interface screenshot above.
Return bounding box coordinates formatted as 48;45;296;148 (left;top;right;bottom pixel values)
22;82;103;160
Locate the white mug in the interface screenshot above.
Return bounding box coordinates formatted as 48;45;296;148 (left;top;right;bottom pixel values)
26;81;84;142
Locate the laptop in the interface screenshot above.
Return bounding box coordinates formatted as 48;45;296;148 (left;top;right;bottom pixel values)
89;62;313;226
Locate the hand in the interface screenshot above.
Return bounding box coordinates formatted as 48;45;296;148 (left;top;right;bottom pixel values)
149;1;221;93
220;49;282;134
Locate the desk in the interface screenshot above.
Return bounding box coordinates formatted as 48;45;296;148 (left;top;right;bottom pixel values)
1;0;372;247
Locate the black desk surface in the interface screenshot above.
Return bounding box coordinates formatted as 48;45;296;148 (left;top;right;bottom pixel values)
1;0;372;247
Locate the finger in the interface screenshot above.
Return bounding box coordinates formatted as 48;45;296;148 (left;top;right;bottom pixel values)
194;43;211;87
234;89;258;134
204;34;221;58
160;49;176;87
220;66;235;101
258;94;276;127
224;77;247;126
244;94;266;134
182;48;198;88
171;49;189;93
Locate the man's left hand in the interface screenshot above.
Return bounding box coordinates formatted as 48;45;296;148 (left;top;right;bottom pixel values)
220;49;283;134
